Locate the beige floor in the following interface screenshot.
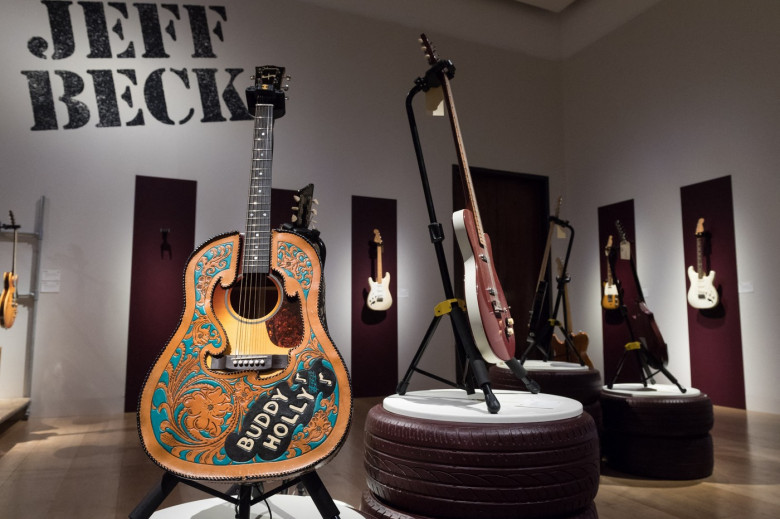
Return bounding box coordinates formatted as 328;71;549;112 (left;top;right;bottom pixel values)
0;397;778;518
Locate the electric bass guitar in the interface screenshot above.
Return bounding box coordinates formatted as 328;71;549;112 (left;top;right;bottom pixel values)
551;257;593;367
687;218;718;309
138;66;352;482
601;235;619;310
0;211;18;329
616;220;668;368
419;35;516;365
367;229;392;311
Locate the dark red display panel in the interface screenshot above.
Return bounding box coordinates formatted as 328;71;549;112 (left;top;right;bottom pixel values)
681;175;745;408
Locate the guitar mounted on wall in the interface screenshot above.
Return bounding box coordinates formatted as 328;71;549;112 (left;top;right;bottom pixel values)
0;211;19;329
137;66;352;482
419;35;537;393
687;217;718;309
601;235;620;310
367;229;392;311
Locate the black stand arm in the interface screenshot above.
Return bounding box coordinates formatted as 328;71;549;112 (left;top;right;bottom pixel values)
396;67;505;413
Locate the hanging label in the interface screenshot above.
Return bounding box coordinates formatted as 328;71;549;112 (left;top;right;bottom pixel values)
425;86;444;116
620;240;631;260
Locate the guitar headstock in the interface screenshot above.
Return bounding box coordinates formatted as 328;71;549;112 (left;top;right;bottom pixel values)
291;184;317;229
615;220;627;242
246;65;289;119
604;235;613;255
372;229;383;247
695;217;705;236
553;196;563;218
419;33;439;66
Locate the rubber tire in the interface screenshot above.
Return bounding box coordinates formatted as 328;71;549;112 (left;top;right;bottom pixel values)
489;365;603;406
600;391;713;437
360;490;600;519
603;431;714;480
364;404;600;519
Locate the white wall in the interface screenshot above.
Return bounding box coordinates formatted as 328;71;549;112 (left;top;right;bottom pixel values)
0;0;563;416
562;0;780;414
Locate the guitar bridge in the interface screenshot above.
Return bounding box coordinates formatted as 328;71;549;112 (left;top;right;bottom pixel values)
210;354;289;372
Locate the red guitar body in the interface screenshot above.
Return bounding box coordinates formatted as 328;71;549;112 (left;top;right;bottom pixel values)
453;208;515;363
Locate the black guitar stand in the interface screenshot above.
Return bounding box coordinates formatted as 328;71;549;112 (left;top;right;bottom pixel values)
520;217;586;366
606;304;686;393
396;60;538;415
606;227;685;393
129;469;340;519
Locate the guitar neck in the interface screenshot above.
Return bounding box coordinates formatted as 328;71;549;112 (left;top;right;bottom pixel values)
376;243;383;279
695;233;703;278
439;73;486;247
244;103;275;275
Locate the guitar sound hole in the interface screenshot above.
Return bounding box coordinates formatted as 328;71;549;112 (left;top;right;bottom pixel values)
228;273;281;320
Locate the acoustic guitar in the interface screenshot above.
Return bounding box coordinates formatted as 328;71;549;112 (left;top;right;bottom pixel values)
0;211;18;329
601;235;619;310
687;218;718;309
551;257;593;367
137;66;352;482
367;229;392;311
419;34;516;364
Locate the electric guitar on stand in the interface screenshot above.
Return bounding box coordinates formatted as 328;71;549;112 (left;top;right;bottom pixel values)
0;211;19;329
601;235;619;310
419;35;538;393
551;257;593;367
687;218;718;309
528;196;563;332
367;229;392;311
137;66;352;484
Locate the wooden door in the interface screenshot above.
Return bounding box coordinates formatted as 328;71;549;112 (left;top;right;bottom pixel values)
452;166;550;361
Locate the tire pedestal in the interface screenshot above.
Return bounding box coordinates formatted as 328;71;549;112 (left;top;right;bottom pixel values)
600;383;714;480
361;389;600;519
490;361;603;432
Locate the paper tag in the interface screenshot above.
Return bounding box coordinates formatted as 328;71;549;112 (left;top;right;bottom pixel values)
425;86;444;116
619;240;630;260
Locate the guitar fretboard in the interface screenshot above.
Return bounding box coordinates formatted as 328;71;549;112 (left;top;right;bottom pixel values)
243;104;274;274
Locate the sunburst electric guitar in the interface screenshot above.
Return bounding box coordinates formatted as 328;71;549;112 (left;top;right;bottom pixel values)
687;218;718;309
0;211;18;329
601;235;619;310
138;66;352;481
367;229;392;311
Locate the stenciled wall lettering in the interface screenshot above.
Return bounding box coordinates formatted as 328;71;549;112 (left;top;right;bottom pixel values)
20;1;252;130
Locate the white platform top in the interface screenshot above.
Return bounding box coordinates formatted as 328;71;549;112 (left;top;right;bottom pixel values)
494;359;589;371
152;494;364;518
603;383;701;398
383;389;582;424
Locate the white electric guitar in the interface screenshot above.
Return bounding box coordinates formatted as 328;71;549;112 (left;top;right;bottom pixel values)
687;218;718;309
367;229;392;311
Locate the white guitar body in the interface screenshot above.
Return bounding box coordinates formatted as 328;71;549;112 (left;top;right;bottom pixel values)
452;209;505;365
367;273;393;311
687;265;718;309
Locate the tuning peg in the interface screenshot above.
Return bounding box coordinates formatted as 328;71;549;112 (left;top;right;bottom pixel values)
291;215;298;222
291;206;299;211
311;208;318;215
293;195;300;202
506;327;515;337
312;198;319;205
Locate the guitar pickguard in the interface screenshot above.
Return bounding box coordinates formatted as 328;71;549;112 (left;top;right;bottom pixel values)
138;230;352;481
